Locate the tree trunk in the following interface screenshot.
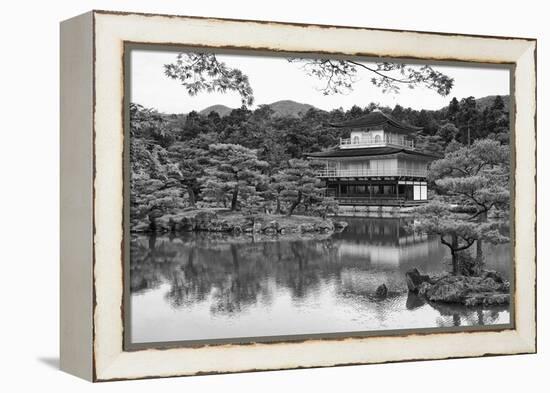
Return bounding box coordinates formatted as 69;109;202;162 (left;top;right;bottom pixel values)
476;239;483;267
275;196;281;215
476;309;484;325
230;186;239;211
185;247;197;277
148;235;157;251
476;210;487;269
450;250;458;275
230;244;239;269
452;314;461;327
287;191;302;216
187;186;196;207
451;234;459;275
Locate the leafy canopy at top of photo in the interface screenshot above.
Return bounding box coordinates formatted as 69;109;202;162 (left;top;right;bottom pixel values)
164;53;455;107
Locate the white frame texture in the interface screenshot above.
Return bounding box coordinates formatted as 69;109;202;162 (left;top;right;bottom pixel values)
60;10;537;381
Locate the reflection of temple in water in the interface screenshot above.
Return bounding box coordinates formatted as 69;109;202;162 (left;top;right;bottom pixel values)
334;218;446;269
129;217;510;343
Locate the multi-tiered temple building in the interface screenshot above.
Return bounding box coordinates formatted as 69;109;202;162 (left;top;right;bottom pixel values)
308;111;439;206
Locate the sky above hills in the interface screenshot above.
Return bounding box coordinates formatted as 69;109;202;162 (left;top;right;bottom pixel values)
130;49;510;114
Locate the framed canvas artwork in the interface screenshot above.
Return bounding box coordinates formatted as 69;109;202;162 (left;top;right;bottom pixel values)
60;10;537;381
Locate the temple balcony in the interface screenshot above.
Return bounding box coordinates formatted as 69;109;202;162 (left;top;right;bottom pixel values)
317;168;428;178
333;197;428;206
339;135;415;149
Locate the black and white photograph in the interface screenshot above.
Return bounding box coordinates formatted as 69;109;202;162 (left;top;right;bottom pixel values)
126;48;513;346
1;0;544;388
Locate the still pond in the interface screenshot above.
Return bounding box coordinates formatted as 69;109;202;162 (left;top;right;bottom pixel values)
129;217;511;344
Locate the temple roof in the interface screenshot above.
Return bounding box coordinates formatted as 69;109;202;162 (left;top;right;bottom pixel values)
328;111;422;135
306;146;440;160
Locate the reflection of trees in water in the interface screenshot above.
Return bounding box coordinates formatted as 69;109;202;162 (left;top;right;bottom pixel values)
432;301;505;327
405;293;426;310
130;222;510;324
202;240;344;313
465;309;502;326
130;235;346;314
407;293;504;327
209;244;265;315
130;222;444;317
130;218;444;307
164;247;211;308
275;240;340;301
129;235;176;294
333;218;404;244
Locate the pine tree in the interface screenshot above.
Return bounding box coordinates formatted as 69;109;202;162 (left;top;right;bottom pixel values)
436;123;459;143
414;139;510;274
448;97;460;122
268;172;291;214
129;105;187;226
415;134;445;156
278;159;326;216
167;143;208;207
456;96;479;145
200;144;268;211
411;201;479;275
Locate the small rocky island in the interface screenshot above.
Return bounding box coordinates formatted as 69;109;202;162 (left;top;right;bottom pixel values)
132;208;348;235
405;268;510;307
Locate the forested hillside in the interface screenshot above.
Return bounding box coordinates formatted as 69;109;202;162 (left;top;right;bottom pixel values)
130;95;510;227
199;100;316;118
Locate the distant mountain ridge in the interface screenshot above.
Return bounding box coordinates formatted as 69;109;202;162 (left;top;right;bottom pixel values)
267;100;316;117
199;104;233;117
474;95;510;111
198;95;509;118
199;100;317;118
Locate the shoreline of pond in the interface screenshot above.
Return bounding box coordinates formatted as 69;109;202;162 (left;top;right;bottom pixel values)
132;208;348;235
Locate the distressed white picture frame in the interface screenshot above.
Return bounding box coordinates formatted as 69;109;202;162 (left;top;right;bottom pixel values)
60;10;536;381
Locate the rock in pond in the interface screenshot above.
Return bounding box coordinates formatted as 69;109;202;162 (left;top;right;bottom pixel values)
299;223;316;233
333;221;349;231
407;268;510;307
315;220;334;233
405;268;432;293
375;283;388;298
261;220;279;234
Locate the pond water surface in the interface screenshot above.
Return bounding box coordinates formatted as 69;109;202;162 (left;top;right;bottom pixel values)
129;217;511;345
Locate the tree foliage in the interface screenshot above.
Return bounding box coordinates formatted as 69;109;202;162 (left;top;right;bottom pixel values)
275;159;328;216
411;202;478;274
288;59;454;96
164;53;254;106
412;139;510;275
164;53;456;106
200;144;268;211
167;142;209;207
131;53;512;281
129;92;509;233
129;104;187;226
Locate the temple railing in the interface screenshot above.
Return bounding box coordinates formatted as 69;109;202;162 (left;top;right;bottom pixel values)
317;168;428;178
334;197;428;206
339;136;415;149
